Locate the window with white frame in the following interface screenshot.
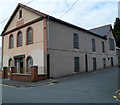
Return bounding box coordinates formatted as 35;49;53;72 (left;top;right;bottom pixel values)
109;38;115;50
73;33;79;49
27;28;33;44
17;31;22;47
9;34;14;49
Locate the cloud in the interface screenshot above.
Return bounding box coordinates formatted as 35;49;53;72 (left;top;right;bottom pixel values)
57;2;118;29
0;0;119;47
118;1;120;18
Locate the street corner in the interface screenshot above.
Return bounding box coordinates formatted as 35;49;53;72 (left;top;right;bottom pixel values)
0;83;17;88
0;79;59;88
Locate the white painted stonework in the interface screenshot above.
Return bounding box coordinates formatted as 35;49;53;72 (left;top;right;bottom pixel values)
3;55;9;67
31;49;44;74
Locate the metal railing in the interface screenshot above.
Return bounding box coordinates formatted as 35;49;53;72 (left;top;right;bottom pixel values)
38;67;47;74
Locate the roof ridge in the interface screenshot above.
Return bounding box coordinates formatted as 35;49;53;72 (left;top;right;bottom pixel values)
1;3;107;40
89;24;111;30
1;3;46;35
18;3;46;16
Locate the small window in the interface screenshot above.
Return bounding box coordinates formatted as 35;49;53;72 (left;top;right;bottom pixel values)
102;41;105;53
109;38;115;50
74;57;79;72
26;27;33;45
93;57;97;70
92;39;96;52
9;34;14;49
73;33;79;49
19;10;22;19
17;31;22;47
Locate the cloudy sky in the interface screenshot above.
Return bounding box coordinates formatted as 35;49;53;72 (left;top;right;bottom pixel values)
0;0;119;47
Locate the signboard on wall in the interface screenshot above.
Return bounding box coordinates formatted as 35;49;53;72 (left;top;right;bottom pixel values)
16;19;24;27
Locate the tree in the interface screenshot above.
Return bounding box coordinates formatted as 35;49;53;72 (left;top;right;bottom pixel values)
113;18;120;48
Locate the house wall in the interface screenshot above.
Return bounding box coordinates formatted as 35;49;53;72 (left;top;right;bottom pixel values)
47;20;118;77
117;48;120;66
0;48;1;69
105;30;118;67
2;4;118;79
6;7;40;33
2;20;45;74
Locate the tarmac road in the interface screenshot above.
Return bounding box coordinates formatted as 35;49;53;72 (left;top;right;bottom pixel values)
2;67;119;103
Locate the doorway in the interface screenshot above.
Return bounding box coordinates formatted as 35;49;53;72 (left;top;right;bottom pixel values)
15;58;24;73
85;54;88;72
19;60;24;73
74;57;80;72
47;54;50;79
118;56;120;67
111;57;114;67
14;55;25;73
93;57;97;70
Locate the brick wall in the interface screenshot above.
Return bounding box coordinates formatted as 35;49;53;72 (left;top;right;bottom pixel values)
10;66;48;82
11;74;31;82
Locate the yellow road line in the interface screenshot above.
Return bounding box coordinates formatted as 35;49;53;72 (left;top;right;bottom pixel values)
0;82;55;88
0;84;17;88
43;83;55;86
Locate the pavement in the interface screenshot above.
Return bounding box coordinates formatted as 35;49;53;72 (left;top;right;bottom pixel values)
2;66;119;88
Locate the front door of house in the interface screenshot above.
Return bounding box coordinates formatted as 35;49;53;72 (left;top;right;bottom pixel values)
93;58;97;70
15;58;24;73
19;59;24;73
118;56;120;67
14;55;25;73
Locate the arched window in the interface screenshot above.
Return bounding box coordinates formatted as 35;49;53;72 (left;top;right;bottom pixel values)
9;35;14;49
26;56;33;73
26;27;33;45
17;31;22;47
8;58;13;67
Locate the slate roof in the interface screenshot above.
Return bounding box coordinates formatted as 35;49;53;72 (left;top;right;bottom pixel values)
89;24;112;37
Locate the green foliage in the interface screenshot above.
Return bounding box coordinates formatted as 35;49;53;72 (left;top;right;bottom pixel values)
113;18;120;47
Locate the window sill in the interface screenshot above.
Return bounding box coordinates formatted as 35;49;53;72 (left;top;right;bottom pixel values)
110;49;115;51
9;48;14;49
17;45;23;47
92;51;96;53
26;42;33;45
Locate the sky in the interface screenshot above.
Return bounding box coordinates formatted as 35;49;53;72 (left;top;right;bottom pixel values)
0;0;119;47
118;1;120;18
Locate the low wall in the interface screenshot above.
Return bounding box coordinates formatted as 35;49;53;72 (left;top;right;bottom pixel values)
10;74;47;82
11;74;31;82
38;74;48;81
10;66;48;82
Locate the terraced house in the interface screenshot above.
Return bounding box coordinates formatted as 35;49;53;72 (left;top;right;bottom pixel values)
1;3;118;81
